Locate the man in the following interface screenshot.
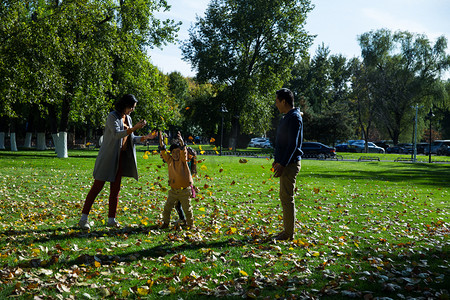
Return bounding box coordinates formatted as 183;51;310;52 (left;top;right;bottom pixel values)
272;88;303;240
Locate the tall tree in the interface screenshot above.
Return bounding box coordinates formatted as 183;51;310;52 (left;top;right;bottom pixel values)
357;29;450;144
0;0;180;156
287;47;356;144
182;0;313;148
351;59;378;150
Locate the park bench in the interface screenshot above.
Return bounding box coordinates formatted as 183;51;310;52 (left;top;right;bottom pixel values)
302;153;337;160
358;156;380;162
394;157;413;162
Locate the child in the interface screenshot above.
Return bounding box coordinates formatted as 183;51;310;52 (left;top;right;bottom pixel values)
173;146;197;225
159;131;195;229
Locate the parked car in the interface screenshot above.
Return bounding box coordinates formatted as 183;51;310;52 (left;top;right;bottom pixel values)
259;140;273;149
374;141;391;150
386;145;408;154
416;143;428;154
424;140;450;155
397;143;413;154
443;146;450;156
335;143;350;152
301;142;336;158
248;137;269;148
351;141;385;154
335;140;364;152
436;140;450;155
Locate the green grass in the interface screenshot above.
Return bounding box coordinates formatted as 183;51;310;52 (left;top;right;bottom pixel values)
0;149;449;299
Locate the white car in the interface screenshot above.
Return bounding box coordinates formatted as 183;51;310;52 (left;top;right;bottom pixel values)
259;140;273;148
351;141;385;153
248;138;270;148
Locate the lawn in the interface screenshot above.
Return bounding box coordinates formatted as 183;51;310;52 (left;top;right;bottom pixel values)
0;149;449;299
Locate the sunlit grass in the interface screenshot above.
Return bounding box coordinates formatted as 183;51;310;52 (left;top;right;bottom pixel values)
0;149;448;299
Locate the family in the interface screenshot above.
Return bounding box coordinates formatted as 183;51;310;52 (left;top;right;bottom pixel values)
78;89;303;241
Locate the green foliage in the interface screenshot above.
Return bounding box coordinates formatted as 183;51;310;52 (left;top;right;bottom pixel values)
357;29;450;144
0;0;180;134
287;46;356;143
181;80;219;137
182;0;314;140
0;150;448;298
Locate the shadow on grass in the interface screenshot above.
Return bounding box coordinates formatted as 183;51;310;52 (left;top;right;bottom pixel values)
305;162;450;188
0;150;98;159
2;224;448;299
0;223;272;251
2;224;272;265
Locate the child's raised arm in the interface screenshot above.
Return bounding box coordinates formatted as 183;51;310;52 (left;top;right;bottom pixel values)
177;131;185;148
158;131;166;150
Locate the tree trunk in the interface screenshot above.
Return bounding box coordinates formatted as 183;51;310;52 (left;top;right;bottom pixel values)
36;114;47;150
54;95;71;158
55;132;68;158
24;132;33;148
9;119;18;151
24;113;35;148
10;132;18;152
0;132;5;150
228;116;240;150
37;132;48;150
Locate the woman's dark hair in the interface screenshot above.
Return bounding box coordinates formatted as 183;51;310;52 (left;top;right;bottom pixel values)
276;88;294;107
115;94;138;114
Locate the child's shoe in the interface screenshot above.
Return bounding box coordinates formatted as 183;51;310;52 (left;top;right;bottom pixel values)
78;219;91;230
107;219;121;228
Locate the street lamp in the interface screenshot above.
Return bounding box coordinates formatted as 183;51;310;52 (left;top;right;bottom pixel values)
219;103;228;156
411;104;423;163
426;108;435;163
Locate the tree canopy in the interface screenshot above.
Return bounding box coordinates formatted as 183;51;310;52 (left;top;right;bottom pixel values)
182;0;314;147
0;0;180;154
356;29;450;144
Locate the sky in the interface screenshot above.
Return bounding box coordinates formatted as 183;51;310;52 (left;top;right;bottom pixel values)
148;0;450;78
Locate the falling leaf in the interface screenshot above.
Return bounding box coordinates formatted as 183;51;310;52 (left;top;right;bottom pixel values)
239;159;248;163
210;138;216;143
239;270;248;276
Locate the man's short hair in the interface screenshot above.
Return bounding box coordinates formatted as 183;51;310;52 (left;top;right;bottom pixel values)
276;88;294;107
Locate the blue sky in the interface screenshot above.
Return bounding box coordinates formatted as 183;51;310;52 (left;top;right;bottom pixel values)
148;0;450;78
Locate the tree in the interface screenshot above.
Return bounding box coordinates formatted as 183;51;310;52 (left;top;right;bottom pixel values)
287;46;356;144
182;0;313;149
0;0;180;156
181;80;219;139
357;29;450;145
350;59;378;151
166;71;190;130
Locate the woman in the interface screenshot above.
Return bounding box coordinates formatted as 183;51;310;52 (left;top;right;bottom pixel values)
78;94;156;230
